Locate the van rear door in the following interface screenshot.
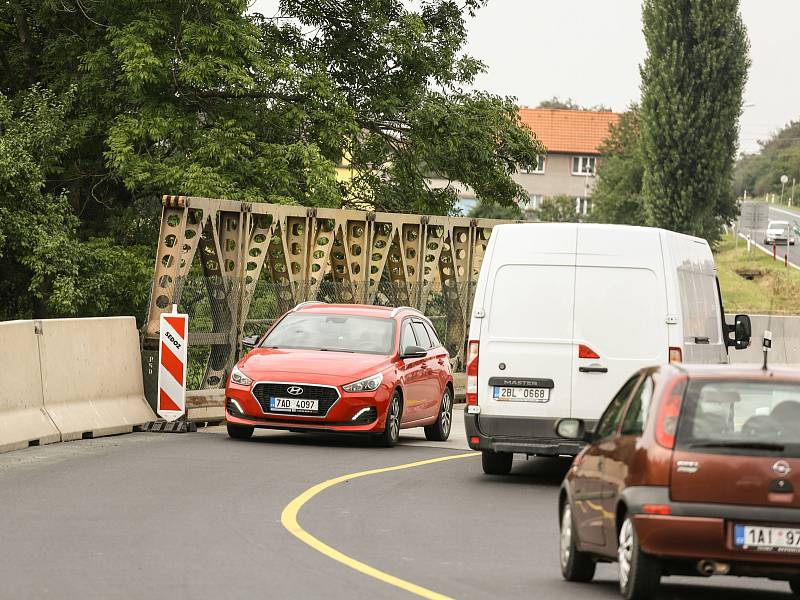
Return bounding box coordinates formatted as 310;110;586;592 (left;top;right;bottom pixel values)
571;226;669;420
477;224;578;424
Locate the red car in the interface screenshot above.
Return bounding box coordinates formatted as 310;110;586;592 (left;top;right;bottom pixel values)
224;302;454;447
556;364;800;599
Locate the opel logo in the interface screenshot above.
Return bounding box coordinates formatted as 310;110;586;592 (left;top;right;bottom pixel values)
287;386;304;396
773;460;792;477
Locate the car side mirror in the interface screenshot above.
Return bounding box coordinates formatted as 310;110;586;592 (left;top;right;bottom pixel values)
241;335;260;349
734;314;751;349
555;418;586;440
400;345;427;359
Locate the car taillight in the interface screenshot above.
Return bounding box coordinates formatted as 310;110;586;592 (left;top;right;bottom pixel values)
669;347;682;363
655;377;687;449
578;344;600;359
642;504;672;515
466;341;479;406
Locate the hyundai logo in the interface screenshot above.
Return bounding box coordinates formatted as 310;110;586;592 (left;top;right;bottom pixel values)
773;460;792;477
287;386;304;396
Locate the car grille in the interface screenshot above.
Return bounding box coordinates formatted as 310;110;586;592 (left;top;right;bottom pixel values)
252;383;339;417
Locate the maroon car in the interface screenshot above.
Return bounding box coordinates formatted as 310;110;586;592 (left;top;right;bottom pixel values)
556;364;800;600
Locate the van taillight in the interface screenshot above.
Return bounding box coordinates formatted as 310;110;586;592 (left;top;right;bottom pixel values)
466;341;479;406
578;344;600;359
669;347;682;363
655;377;687;449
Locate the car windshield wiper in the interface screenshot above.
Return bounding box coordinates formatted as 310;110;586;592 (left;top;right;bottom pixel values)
688;441;785;451
317;348;355;353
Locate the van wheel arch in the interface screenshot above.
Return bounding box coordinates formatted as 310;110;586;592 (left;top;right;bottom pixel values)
616;501;628;538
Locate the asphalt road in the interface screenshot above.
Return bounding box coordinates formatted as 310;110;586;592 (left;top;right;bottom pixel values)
740;204;800;268
0;417;793;600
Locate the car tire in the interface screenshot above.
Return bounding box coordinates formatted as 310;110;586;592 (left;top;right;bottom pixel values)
618;516;661;600
790;577;800;595
481;450;513;475
424;387;453;441
377;392;402;448
559;503;596;582
227;422;254;440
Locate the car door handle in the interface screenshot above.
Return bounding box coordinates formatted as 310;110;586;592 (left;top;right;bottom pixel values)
579;366;608;373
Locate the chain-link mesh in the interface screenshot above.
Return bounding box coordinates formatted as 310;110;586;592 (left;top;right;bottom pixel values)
158;275;475;391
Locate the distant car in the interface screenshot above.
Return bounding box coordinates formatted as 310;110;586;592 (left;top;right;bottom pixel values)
556;364;800;599
224;302;454;447
764;220;795;245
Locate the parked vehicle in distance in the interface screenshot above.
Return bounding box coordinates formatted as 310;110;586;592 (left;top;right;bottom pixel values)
556;363;800;600
764;220;796;245
464;223;752;475
224;302;454;447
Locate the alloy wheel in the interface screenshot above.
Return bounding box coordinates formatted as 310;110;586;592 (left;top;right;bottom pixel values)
440;390;452;436
560;505;573;571
388;397;400;441
618;518;634;591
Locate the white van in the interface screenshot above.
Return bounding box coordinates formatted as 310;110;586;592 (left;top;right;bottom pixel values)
464;223;752;474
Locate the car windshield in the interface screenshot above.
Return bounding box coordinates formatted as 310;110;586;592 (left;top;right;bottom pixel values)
676;380;800;453
261;313;395;355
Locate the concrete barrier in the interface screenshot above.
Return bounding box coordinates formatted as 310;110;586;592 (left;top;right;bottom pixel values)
38;317;155;441
0;321;61;453
729;314;798;365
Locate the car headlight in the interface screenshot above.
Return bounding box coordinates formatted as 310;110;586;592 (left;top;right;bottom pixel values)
342;372;384;393
230;365;253;387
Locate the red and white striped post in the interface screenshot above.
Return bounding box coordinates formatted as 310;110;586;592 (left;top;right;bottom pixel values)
157;307;188;422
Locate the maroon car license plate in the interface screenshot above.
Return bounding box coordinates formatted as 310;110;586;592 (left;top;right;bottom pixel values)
270;397;319;413
734;524;800;552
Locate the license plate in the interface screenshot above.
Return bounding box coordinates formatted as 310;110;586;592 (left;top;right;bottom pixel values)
269;397;319;413
493;386;550;402
734;524;800;552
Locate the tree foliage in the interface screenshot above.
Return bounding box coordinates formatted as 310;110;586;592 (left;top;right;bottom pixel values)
537;96;612;112
640;0;749;243
734;121;800;199
590;107;646;225
468;200;523;220
534;195;577;223
0;0;544;320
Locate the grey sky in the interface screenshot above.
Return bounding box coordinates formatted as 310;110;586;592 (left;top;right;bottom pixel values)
252;0;799;154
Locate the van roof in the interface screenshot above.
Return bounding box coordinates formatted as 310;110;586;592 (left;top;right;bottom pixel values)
493;222;708;245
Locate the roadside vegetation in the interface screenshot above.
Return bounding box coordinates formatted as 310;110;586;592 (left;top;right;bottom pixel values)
716;235;800;315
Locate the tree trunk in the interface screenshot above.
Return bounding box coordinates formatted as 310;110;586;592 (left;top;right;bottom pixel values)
12;2;34;86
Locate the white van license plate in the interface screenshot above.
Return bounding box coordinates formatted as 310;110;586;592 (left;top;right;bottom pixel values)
270;397;319;413
734;524;800;552
493;386;550;402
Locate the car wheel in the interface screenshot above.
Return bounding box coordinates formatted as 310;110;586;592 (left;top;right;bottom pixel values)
481;450;513;475
790;577;800;595
424;387;453;441
560;503;596;582
227;422;254;440
618;516;661;600
377;392;402;448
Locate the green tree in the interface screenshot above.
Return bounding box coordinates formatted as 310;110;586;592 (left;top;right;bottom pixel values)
535;195;577;223
0;0;544;321
468;200;523;220
590;107;647;225
640;0;749;243
537;96;612;112
734;121;800;199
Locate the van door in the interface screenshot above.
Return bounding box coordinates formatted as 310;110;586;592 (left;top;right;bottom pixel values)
571;227;668;420
478;224;578;426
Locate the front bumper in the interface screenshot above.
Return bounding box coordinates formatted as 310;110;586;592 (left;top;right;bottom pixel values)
464;410;585;456
625;486;800;571
225;380;391;433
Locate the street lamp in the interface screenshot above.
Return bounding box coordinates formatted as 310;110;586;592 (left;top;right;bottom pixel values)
781;174;789;205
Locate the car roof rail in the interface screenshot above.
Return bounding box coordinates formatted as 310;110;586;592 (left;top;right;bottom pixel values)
292;300;327;312
390;305;423;318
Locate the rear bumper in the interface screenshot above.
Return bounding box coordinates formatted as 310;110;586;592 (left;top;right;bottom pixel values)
464;411;585;456
624;486;800;571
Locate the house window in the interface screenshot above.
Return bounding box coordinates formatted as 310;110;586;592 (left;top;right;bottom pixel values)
572;156;596;176
527;194;544;209
575;197;592;215
522;155;546;174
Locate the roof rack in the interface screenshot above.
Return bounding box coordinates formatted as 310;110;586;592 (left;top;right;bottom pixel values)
292;300;327;312
390;306;423;318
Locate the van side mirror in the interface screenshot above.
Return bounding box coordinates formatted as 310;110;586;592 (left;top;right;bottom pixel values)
555;418;586;440
400;345;427;359
242;335;260;349
733;314;751;349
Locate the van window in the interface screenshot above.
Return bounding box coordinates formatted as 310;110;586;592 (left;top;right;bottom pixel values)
488;264;574;340
677;266;721;344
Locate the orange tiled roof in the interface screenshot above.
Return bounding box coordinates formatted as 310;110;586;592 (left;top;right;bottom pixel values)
518;107;621;155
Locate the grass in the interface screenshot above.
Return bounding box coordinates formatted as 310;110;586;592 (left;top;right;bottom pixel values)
715;234;800;314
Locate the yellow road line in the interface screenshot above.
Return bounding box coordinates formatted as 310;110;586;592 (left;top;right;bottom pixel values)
281;452;480;599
